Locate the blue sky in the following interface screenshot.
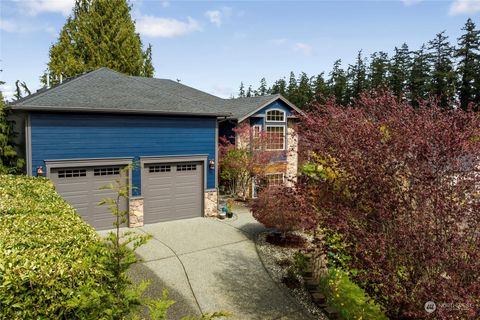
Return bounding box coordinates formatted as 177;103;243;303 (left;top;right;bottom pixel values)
0;0;479;100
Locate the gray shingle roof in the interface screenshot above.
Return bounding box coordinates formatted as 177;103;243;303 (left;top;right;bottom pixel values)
11;67;296;119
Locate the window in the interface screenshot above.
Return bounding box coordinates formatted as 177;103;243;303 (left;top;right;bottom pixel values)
266;109;285;122
252;125;262;150
149;165;171;173
266;173;284;187
266;125;285;150
58;169;86;178
94;167;120;176
177;164;196;171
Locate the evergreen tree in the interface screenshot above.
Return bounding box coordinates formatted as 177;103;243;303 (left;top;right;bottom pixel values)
408;45;431;106
45;0;154;84
389;43;411;99
246;85;253;97
456;18;480;110
258;78;268;96
347;50;369;100
312;72;330;103
328;59;348;105
142;44;154;77
369;51;390;89
0;85;24;174
428;31;456;108
270;78;287;96
286;72;298;104
238;82;245;97
296;72;314;108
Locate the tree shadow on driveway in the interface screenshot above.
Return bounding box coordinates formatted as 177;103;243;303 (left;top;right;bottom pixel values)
129;261;201;319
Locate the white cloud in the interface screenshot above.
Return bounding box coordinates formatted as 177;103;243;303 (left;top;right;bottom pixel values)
270;38;288;45
205;10;222;27
293;42;313;56
136;16;201;38
449;0;480;15
16;0;75;16
401;0;423;6
205;7;232;27
0;19;17;32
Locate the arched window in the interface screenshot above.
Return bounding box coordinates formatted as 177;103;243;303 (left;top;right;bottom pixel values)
266;109;285;122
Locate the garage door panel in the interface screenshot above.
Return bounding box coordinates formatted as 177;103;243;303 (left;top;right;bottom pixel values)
144;161;203;223
50;165;128;230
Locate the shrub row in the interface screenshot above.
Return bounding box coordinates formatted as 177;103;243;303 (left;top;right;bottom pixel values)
0;175;112;319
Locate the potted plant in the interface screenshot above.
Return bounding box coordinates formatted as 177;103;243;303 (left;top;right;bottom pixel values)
226;199;234;218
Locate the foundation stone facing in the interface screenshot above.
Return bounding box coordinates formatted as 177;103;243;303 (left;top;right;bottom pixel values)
129;197;144;227
204;190;219;217
286;119;299;186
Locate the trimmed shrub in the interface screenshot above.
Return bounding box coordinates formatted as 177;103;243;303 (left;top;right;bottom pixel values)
252;185;316;235
0;175;112;319
319;268;388;320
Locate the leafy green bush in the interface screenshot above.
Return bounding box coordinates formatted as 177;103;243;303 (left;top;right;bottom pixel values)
319;268;388;320
321;228;352;270
0;175;113;319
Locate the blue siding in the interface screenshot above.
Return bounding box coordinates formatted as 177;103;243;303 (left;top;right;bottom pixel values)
251;100;293;118
31;112;217;195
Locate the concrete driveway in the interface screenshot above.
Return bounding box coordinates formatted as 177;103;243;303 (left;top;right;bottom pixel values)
117;206;312;319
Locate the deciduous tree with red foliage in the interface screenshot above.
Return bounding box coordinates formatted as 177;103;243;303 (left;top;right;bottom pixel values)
218;123;281;199
299;92;480;319
252;185;316;236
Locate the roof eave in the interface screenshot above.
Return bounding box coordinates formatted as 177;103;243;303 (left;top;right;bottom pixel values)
11;105;231;118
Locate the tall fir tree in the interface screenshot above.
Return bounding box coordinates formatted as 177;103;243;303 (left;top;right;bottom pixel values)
270;78;287;96
312;72;330;103
428;31;456;108
328;59;348;105
45;0;154;84
408;45;431;106
286;72;298;104
296;72;314;108
347;50;369;100
246;85;253;97
369;51;390;89
389;43;411;99
456;18;480;110
0;85;24;174
238;82;246;97
257;78;268;96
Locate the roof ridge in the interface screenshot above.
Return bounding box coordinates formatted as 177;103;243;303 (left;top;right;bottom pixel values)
12;68;110;106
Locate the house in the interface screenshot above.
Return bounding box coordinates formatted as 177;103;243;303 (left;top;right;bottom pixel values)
10;67;300;230
218;95;302;197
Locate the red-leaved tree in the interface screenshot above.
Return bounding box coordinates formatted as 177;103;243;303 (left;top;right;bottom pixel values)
252;185;317;236
299;92;480;319
219;123;282;199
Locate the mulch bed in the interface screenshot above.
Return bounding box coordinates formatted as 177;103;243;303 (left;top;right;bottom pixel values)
266;232;307;248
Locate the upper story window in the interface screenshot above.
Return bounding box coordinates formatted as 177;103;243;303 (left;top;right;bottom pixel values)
266;125;285;150
266;109;286;122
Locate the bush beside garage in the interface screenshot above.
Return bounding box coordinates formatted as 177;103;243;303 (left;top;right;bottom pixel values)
0;175;114;319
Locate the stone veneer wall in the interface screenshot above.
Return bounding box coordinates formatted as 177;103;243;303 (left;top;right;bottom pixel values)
129;197;144;227
286;119;299;186
204;190;218;217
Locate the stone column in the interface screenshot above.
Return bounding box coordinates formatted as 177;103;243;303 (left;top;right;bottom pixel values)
129;197;144;227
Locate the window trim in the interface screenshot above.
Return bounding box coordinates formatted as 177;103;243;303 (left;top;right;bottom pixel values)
266;109;286;123
252;124;262;150
265;124;286;151
266;172;285;187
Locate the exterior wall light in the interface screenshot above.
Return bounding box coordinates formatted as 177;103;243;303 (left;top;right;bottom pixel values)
36;166;44;177
209;159;215;170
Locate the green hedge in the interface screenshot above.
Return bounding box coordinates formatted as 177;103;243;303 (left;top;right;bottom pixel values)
0;175;112;319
